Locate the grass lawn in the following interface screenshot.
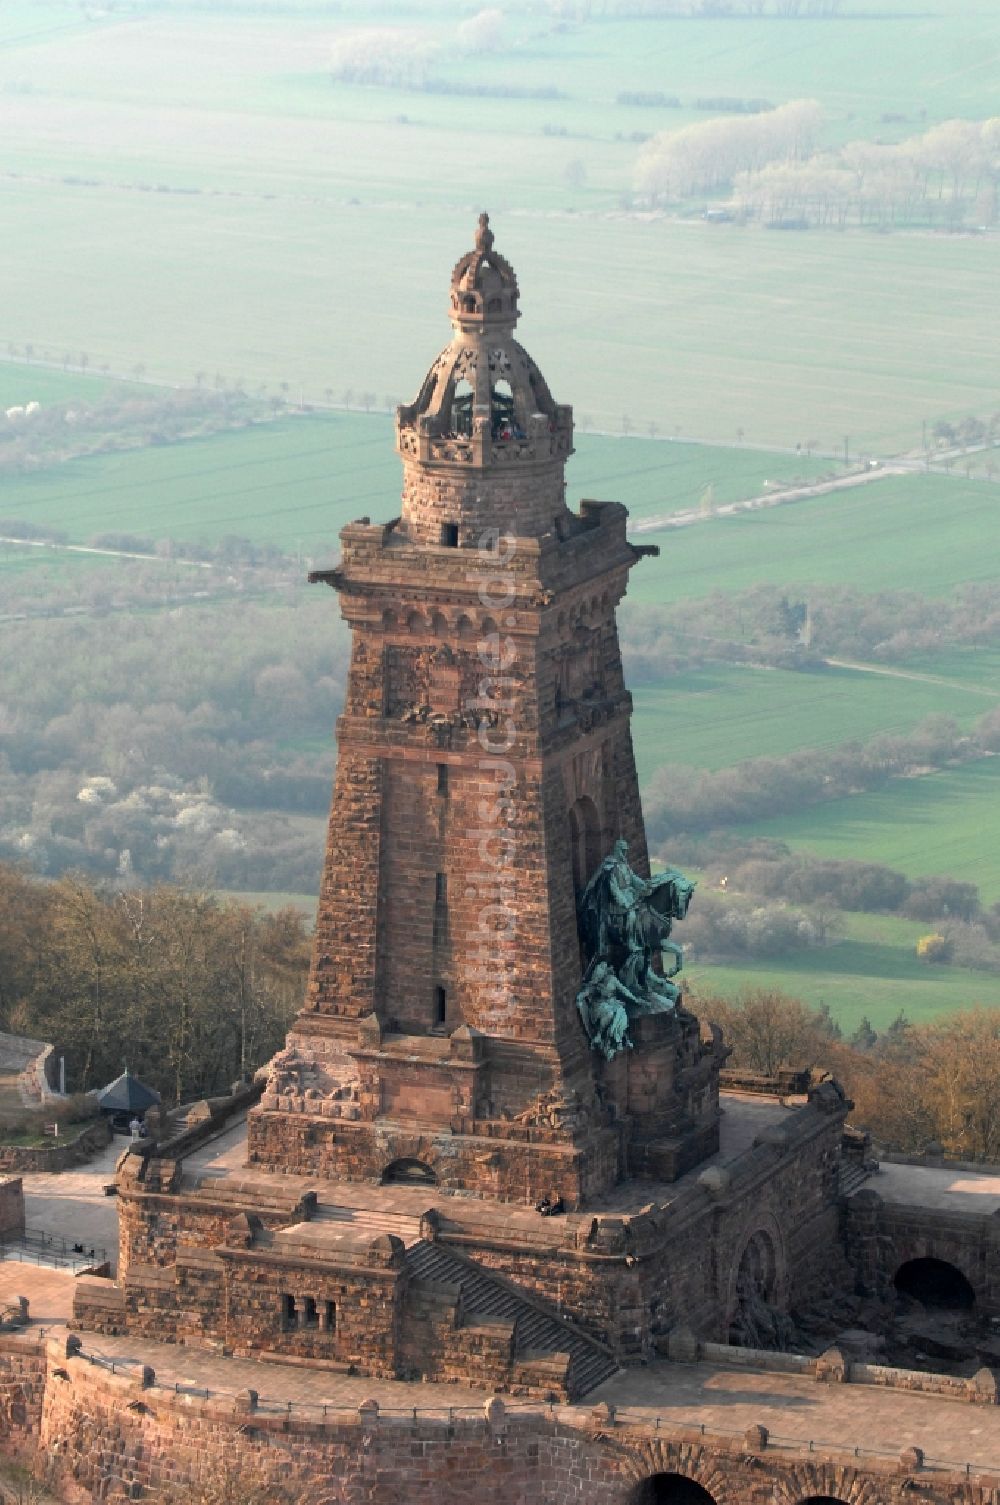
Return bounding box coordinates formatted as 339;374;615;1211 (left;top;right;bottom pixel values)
738;756;1000;905
629;660;993;783
685;911;1000;1035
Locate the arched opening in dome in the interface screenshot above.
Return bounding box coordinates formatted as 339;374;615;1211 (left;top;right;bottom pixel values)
894;1257;975;1310
491;379;516;440
625;1475;719;1505
450;378;473;436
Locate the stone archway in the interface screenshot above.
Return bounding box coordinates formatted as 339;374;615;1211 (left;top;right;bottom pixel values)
626;1476;719;1505
381;1158;437;1187
568;795;601;895
728;1222;792;1349
893;1256;975;1309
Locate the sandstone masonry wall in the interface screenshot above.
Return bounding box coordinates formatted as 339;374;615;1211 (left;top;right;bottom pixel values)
24;1339;997;1505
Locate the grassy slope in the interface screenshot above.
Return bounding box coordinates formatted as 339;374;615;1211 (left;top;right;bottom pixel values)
1;9;999;447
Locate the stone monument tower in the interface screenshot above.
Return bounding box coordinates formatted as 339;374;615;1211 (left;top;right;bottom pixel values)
248;215;724;1205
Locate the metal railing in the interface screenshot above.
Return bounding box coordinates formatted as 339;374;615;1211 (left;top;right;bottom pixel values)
0;1227;109;1269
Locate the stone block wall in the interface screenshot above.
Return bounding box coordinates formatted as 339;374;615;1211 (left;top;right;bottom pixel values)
0;1175;24;1239
846;1188;1000;1311
23;1339;995;1505
434;1089;849;1360
0;1118;109;1176
0;1335;46;1458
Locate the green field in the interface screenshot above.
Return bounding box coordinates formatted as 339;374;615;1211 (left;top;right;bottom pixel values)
685;911;1000;1035
0;400;832;554
737;756;1000;906
1;4;999;449
0;361;125;407
631;472;1000;605
630;661;994;784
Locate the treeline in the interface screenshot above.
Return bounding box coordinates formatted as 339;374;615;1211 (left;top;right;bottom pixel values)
696;987;1000;1163
621;578;1000;673
328;12;509;89
635;105;1000;229
672;841;1000;973
0;863;311;1104
635;98;822;200
644;709;998;839
733;117;1000;228
0;578;345;890
618;92;772;112
0;387;268;474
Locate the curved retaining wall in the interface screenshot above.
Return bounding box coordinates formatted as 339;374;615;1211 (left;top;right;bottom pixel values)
0;1118;110;1175
0;1336;987;1505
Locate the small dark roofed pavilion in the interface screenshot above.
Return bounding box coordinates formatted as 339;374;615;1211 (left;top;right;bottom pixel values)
97;1069;161;1118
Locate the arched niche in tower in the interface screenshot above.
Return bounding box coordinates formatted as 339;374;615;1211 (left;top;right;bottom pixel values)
568;795;601;896
450;377;473;436
491;378;515;439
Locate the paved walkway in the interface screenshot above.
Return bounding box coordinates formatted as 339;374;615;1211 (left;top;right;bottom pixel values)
851;1161;1000;1213
5;1260;1000;1469
594;1360;1000;1473
19;1136;122;1263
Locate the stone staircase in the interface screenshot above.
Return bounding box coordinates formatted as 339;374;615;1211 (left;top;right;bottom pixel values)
839;1159;877;1196
313;1203;425;1245
406;1239;619;1398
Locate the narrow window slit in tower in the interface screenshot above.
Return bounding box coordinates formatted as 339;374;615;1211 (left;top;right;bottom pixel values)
441;522;459;547
437;763;449;797
434;986;447;1026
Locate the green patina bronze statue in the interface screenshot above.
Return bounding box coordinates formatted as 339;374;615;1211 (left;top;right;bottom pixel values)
575;838;696;1060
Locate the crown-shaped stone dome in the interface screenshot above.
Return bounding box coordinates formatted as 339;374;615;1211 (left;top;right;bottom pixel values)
448;212;520;335
395;215;574;545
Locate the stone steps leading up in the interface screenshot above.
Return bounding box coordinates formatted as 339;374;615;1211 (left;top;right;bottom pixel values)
314;1203;424;1245
405;1239;619;1398
839;1161;877;1197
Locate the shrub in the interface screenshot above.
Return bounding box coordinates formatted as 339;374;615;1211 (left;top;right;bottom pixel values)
916;933;953;964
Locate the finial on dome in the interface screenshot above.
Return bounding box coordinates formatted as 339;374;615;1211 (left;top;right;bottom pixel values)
475;212;494;255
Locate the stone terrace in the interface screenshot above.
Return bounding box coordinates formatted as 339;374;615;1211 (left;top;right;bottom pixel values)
5;1263;1000;1474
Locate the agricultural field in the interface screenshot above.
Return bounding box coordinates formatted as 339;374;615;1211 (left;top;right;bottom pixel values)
0;391;833;554
1;4;999;449
0;362;124;408
740;757;1000;907
631;471;1000;605
629;661;994;784
1;0;999;1033
685;911;1000;1035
